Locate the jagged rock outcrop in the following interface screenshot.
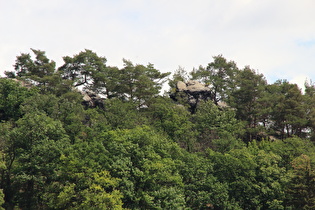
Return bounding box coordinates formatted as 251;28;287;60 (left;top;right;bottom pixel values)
80;90;105;109
170;80;214;113
170;80;230;113
177;81;188;91
186;80;211;92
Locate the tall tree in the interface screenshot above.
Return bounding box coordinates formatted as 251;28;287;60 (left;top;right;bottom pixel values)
287;154;315;209
304;81;315;140
104;98;146;129
58;49;111;95
5;49;71;95
209;142;289;209
20;93;86;143
44;144;123;209
146;96;197;151
5;49;60;92
0;112;70;209
115;59;170;108
269;80;307;138
191;55;238;104
0;78;37;121
98;126;186;209
194;100;244;152
229;67;268;141
179;152;238;209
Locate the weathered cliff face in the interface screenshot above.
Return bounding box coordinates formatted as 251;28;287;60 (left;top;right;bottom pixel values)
80;90;105;109
170;80;215;113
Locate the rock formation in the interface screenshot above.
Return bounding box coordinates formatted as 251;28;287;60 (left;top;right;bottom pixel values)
170;80;231;113
80;90;105;109
170;80;215;113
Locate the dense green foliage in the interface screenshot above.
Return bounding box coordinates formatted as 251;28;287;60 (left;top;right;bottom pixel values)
1;49;315;209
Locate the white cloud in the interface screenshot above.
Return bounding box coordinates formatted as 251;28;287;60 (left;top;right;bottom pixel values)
1;0;315;89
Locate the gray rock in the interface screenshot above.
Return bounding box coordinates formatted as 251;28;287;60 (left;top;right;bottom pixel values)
80;90;104;109
217;101;229;108
177;81;187;91
82;93;92;102
186;80;210;92
170;80;214;113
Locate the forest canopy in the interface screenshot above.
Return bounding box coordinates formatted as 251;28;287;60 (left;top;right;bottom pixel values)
1;49;315;209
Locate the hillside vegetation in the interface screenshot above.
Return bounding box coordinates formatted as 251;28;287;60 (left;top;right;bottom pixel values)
1;49;315;209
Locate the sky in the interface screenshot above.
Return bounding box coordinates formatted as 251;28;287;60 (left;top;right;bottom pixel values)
1;0;315;89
